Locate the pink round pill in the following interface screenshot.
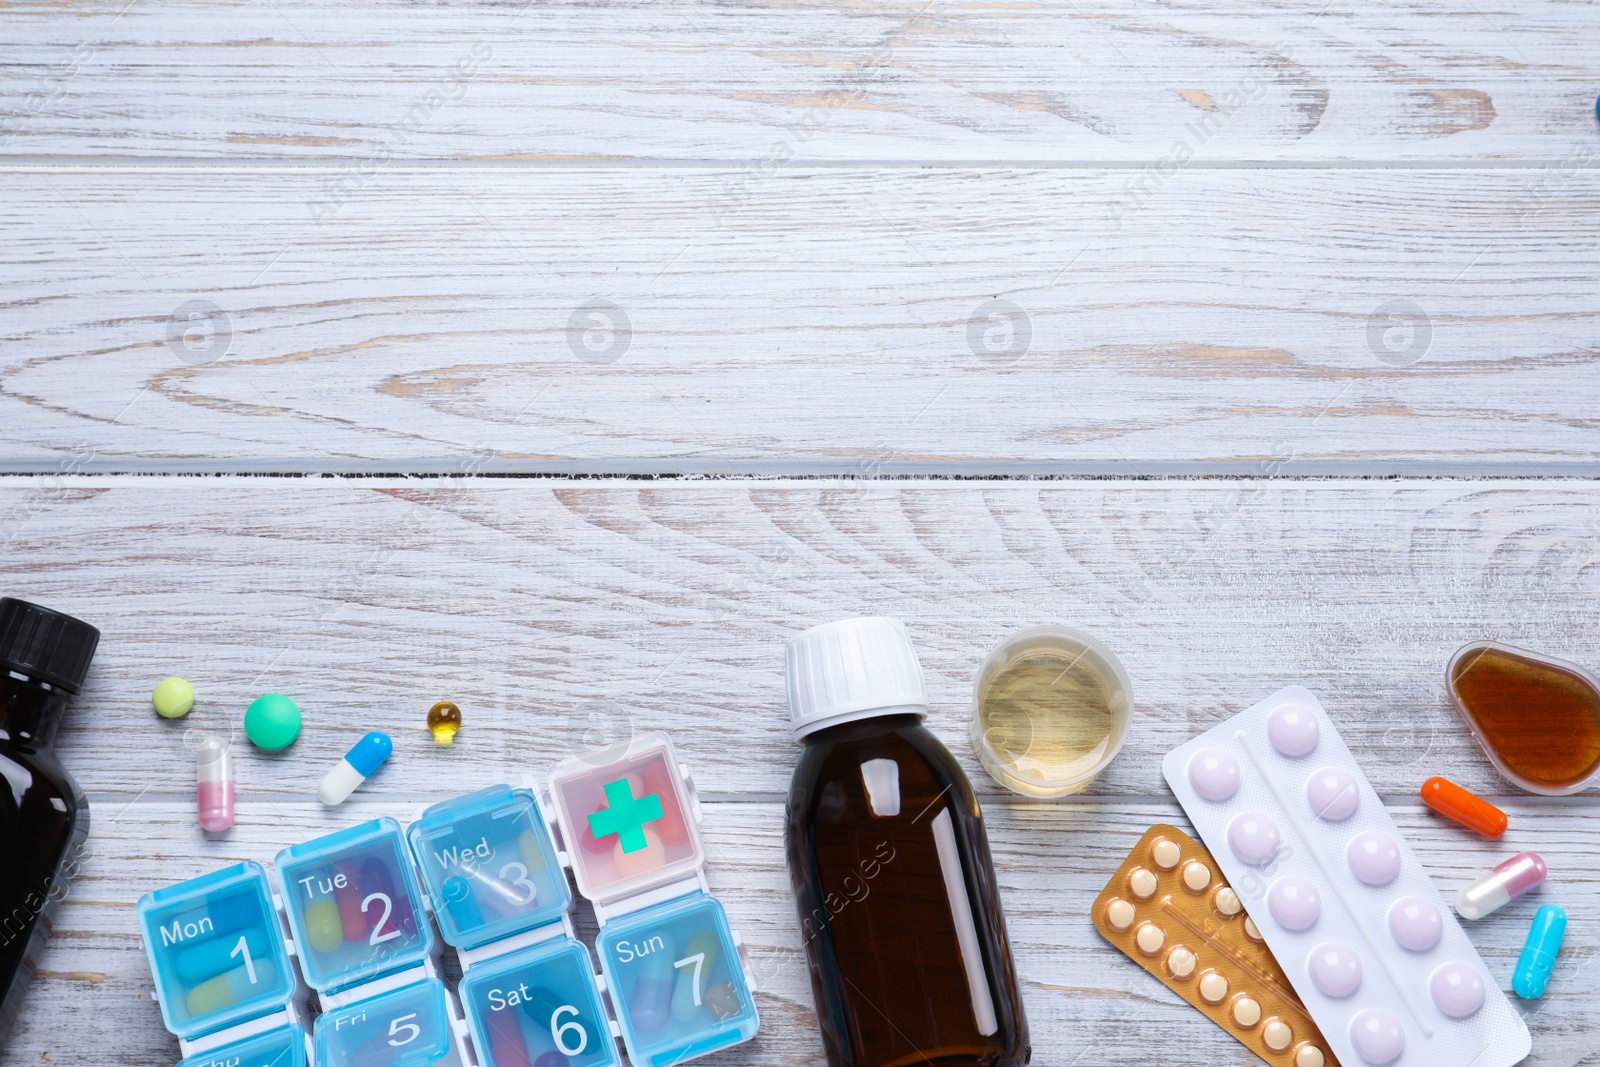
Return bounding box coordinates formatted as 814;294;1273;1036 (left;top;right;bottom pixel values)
1430;962;1485;1019
1228;811;1282;866
1349;1008;1405;1065
1268;876;1322;931
1308;942;1363;997
1347;831;1402;887
1267;702;1320;757
1188;748;1242;802
1306;767;1359;821
1388;896;1443;952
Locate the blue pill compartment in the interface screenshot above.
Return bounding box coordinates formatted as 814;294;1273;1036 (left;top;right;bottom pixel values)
407;785;572;950
314;977;459;1066
274;818;434;992
596;892;759;1067
137;861;296;1041
176;1022;308;1067
458;936;622;1067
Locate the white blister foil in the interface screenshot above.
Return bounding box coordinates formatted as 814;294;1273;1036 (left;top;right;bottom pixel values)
1163;686;1531;1067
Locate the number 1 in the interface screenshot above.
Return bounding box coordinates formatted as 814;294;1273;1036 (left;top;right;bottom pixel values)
228;935;257;984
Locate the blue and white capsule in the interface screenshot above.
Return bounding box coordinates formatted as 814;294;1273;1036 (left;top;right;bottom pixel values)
1513;904;1567;999
318;731;393;805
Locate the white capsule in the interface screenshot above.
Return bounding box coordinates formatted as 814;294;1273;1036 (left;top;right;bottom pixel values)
317;731;393;805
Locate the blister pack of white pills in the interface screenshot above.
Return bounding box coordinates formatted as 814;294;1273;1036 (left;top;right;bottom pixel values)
1163;686;1531;1067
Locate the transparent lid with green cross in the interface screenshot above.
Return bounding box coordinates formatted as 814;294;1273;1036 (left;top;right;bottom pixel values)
545;732;704;906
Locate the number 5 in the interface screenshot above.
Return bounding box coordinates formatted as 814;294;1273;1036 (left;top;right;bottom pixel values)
387;1013;421;1046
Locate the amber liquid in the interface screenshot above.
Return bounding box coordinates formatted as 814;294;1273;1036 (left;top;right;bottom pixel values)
1450;645;1600;791
0;675;89;1048
786;715;1029;1067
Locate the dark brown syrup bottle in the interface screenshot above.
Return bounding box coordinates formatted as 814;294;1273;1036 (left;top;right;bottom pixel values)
0;599;98;1047
785;618;1029;1067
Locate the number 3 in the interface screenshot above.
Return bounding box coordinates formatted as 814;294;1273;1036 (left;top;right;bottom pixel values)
498;861;538;906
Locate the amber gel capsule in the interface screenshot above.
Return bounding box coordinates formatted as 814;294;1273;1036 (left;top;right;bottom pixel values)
1420;776;1507;838
784;618;1029;1067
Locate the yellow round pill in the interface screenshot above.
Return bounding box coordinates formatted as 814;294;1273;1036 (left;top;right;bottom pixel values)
1263;1019;1293;1051
1243;916;1263;941
152;677;195;719
1134;922;1166;956
1167;946;1197;979
1106;898;1136;932
1232;995;1261;1027
1128;868;1158;900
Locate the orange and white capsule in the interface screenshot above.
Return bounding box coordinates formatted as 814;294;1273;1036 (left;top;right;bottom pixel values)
1421;776;1507;838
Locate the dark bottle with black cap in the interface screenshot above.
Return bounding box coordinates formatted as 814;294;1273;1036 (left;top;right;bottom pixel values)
0;598;99;1045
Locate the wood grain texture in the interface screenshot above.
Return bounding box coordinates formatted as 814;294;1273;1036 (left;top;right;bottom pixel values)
3;169;1598;473
3;478;1597;801
2;0;1596;162
5;799;1597;1067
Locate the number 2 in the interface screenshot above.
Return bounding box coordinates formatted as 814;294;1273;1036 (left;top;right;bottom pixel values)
228;935;257;984
674;952;706;1007
362;892;400;945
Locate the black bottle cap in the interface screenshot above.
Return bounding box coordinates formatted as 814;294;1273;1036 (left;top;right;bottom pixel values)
0;598;100;693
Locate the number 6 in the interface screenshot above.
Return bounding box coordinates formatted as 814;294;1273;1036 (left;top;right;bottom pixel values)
551;1004;588;1056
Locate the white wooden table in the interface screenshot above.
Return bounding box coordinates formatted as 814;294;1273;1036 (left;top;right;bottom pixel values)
3;2;1598;1064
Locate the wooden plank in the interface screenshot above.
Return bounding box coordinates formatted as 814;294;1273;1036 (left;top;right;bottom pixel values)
2;0;1596;162
4;477;1599;800
6;798;1596;1066
3;169;1599;473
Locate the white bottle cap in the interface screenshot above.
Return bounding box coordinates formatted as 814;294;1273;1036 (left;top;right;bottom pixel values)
785;617;929;739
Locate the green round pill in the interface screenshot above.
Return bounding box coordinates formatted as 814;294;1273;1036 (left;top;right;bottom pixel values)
244;693;302;750
151;677;195;719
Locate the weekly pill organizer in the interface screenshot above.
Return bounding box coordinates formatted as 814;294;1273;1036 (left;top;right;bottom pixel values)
137;733;759;1067
1163;686;1531;1067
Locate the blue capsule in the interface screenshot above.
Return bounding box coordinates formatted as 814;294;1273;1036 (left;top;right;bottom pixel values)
317;731;393;805
1512;904;1567;999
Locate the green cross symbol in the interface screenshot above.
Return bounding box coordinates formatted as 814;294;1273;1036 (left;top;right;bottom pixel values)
588;778;665;854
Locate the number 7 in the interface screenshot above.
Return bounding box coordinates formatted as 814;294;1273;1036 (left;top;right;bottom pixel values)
673;952;705;1006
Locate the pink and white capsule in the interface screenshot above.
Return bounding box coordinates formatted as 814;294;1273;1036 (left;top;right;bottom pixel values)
196;734;235;832
1456;852;1546;920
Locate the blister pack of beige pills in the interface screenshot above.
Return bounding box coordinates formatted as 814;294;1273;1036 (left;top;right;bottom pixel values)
1093;824;1341;1067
